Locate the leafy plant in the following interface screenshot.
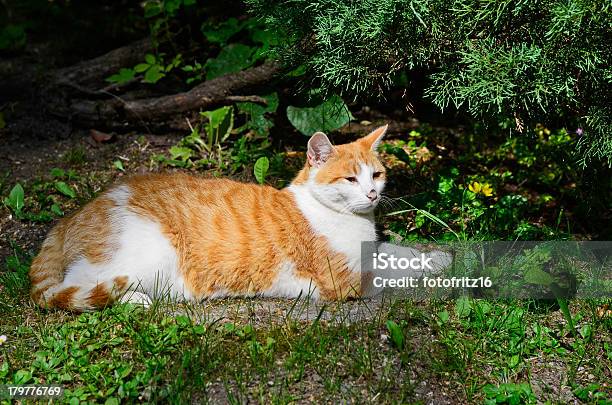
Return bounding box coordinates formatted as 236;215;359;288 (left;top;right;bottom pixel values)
385;320;404;350
205;44;255;80
201;106;234;153
54;182;76;199
181;61;205;84
201;17;245;45
248;0;611;164
0;24;26;50
287;95;354;136
3;184;25;218
113;160;125;172
156;106;234;169
482;383;536;404
107;53;182;85
236;92;279;136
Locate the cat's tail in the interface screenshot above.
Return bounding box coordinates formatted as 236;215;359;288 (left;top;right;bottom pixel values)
29;227;129;311
29;226;67;308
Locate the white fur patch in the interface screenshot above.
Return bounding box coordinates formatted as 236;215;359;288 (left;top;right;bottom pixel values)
62;185;193;302
264;261;319;299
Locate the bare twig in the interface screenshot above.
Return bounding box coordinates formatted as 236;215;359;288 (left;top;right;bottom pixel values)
224;95;268;105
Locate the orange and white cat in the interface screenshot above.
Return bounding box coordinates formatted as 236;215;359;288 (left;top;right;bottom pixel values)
29;125;388;311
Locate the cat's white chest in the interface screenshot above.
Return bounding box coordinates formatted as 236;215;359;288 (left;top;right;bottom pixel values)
289;186;376;270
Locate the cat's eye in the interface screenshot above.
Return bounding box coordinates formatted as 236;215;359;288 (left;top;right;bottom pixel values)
373;171;383;179
345;176;358;183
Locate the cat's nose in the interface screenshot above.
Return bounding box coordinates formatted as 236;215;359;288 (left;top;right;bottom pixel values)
367;190;378;201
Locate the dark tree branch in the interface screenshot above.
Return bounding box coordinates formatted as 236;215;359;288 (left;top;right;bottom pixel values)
51;38;153;87
122;61;281;120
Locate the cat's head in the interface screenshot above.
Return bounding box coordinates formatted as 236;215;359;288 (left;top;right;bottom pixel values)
292;125;388;214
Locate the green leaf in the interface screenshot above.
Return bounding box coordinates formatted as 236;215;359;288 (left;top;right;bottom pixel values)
134;63;150;73
201;106;234;148
144;54;156;65
143;65;165;84
385;320;404;350
237;93;279;135
579;324;592;340
50;167;65;178
14;369;32;384
113;160;125;172
286;95;354;136
454;296;472;318
4;183;25;213
51;203;64;216
0;361;8;378
169;146;193;161
523;267;554;286
237;93;279;115
143;2;162;18
205;44;254;80
55;182;76;198
254;157;269;184
557;298;575;333
106;68;135;84
201;18;244;44
508;354;520;368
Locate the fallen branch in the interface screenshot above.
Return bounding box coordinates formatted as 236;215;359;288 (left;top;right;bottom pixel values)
51;38;153;87
122;61;281;120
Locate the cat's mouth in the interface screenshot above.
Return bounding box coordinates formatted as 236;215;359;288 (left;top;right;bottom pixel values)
349;200;379;214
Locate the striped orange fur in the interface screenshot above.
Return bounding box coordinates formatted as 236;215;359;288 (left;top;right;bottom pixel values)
29;125;388;311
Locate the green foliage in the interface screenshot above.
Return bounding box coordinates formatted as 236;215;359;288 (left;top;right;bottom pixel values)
3;184;25;218
286;95;354;136
202;106;234;151
1;244;31;298
383;124;601;241
113;160;125;172
54;182;76;199
107;53;182;85
106;68;135;85
205;44;255;80
253;157;269;184
1;168;83;223
156;93;281;174
236;92;279;136
202;17;245;45
0;24;27;50
483;382;536;404
181;61;205;84
573;383;608;403
247;0;612;164
385;320;404;350
156;106;235;169
143;0;196;19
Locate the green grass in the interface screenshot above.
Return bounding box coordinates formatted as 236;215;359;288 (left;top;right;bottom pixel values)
0;246;610;403
1;122;610;403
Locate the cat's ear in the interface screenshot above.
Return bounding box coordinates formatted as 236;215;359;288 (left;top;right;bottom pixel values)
307;132;335;167
360;124;388;151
